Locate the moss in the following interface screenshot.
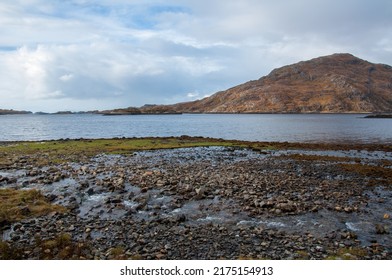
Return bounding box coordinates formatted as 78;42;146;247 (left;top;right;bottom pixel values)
31;233;91;260
295;250;310;259
0;241;23;260
41;233;71;259
128;254;143;260
0;137;241;166
1;137;392;170
237;255;258;260
280;154;357;162
250;145;277;152
108;246;127;260
0;189;66;226
339;163;392;184
325;247;368;260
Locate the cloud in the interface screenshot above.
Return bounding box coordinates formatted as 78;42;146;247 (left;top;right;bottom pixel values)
0;0;391;112
60;74;74;82
0;41;226;108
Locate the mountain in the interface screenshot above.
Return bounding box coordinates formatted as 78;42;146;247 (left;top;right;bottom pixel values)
141;53;392;113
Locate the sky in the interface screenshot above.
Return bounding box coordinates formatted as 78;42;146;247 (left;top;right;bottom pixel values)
0;0;391;112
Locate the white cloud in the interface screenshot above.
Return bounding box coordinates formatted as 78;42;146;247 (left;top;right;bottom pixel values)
187;92;199;98
60;74;74;82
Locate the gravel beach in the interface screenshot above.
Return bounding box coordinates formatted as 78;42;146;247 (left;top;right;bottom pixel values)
1;141;391;260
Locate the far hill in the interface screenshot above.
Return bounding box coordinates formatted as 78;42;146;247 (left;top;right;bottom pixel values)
141;53;392;113
0;109;32;115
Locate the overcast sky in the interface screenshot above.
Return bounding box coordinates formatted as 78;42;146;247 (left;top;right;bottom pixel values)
0;0;391;112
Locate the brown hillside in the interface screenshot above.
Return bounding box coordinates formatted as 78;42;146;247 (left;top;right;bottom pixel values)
141;53;392;113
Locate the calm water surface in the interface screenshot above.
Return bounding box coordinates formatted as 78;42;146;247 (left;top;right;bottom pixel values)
0;114;391;143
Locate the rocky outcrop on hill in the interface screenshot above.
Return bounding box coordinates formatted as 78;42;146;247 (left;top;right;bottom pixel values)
99;107;142;115
100;106;181;115
144;53;392;113
139;104;181;114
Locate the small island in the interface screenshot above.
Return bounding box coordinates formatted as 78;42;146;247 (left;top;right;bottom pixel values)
0;109;32;115
364;114;392;119
100;106;182;115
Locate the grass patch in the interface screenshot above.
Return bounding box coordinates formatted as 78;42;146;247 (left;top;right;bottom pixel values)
1;233;91;260
325;247;368;260
0;233;91;260
1;136;391;167
280;154;359;162
0;241;23;259
108;246;127;260
338;163;392;184
0;137;241;166
295;250;310;260
38;233;90;260
0;189;65;226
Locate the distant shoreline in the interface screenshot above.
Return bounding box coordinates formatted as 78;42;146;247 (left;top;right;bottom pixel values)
2;109;390;116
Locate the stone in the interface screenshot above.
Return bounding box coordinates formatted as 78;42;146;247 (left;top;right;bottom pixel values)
277;201;296;212
110;197;122;204
156;180;165;187
45;194;58;201
53;175;61;182
13;223;23;231
375;224;388;234
315;246;324;252
11;235;20;241
344;207;353;213
143;171;153;176
87;188;94;195
155;253;165;259
176;214;187;223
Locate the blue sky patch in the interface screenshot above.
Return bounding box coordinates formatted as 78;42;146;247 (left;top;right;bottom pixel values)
0;46;17;52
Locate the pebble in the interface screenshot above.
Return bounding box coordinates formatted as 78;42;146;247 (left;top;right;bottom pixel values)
375;224;388;234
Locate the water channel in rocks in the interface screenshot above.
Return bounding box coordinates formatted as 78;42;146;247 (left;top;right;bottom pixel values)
1;146;392;257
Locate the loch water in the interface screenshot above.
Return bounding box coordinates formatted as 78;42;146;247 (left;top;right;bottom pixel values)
1;113;391;143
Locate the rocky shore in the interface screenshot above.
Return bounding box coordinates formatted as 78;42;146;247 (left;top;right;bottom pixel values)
1;139;391;259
